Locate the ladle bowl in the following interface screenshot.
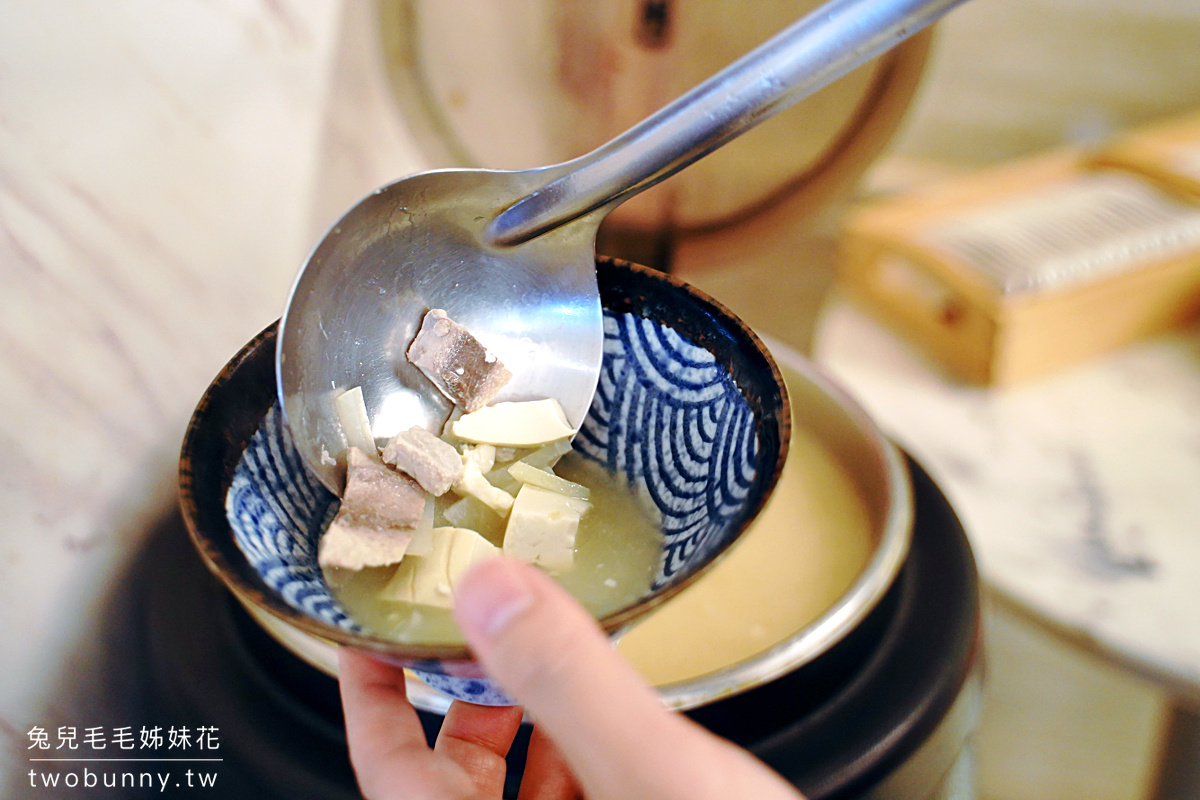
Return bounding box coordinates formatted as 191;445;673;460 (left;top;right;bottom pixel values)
277;166;604;494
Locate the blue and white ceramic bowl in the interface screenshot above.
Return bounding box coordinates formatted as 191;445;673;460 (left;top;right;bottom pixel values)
180;257;789;704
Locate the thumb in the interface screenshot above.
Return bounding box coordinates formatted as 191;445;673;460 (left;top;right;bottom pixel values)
452;558;793;800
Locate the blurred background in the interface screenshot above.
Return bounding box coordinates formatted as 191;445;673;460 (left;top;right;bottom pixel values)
2;1;1199;797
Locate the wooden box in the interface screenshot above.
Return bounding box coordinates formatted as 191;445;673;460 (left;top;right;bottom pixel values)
1090;111;1200;201
837;149;1200;385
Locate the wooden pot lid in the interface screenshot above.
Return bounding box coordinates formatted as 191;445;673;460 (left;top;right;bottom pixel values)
379;0;932;233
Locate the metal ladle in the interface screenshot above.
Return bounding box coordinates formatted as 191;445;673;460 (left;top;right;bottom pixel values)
279;0;967;493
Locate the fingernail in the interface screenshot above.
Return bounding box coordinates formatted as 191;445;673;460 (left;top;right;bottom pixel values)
455;558;534;638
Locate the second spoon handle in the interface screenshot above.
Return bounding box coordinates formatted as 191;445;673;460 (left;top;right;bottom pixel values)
487;0;966;246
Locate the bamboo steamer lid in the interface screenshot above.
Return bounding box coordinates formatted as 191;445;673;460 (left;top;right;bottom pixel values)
378;0;931;252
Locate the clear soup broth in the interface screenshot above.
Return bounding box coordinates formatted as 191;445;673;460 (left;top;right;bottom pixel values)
325;365;873;689
325;454;662;645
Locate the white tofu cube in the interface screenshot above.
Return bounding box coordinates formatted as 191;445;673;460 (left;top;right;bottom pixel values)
461;443;496;473
451;399;576;447
408;531;455;608
444;526;500;588
453;459;515;516
503;485;587;572
379;527;498;608
378;554;422;604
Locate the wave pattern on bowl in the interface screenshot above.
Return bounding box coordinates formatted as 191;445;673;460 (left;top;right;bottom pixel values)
224;309;761;702
577;313;758;588
225;406;349;629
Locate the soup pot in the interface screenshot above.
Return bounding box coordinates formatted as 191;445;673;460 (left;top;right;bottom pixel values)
172;258;980;798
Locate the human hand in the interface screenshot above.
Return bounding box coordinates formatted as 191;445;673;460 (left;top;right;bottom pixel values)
339;556;805;800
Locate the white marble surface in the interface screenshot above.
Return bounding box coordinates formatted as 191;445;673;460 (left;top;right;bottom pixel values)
0;0;346;774
815;296;1200;702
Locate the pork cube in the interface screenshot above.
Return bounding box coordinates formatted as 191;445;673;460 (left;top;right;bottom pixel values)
382;425;463;496
318;448;425;570
318;522;413;572
407;309;512;412
339;447;427;529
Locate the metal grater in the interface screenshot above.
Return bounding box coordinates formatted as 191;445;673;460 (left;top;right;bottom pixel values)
921;172;1200;294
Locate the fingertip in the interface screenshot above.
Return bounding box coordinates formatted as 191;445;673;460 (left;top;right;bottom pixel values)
337;648;439;793
454;556;538;641
453;557;662;728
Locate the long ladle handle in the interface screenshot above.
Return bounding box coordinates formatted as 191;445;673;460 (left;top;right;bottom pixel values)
487;0;966;246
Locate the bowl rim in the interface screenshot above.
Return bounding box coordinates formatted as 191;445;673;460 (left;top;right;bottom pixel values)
179;257;791;668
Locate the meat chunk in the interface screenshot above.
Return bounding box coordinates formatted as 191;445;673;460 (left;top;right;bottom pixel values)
339;447;427;528
407;309;512;412
381;425;463;496
318;522;413;572
317;447;424;570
